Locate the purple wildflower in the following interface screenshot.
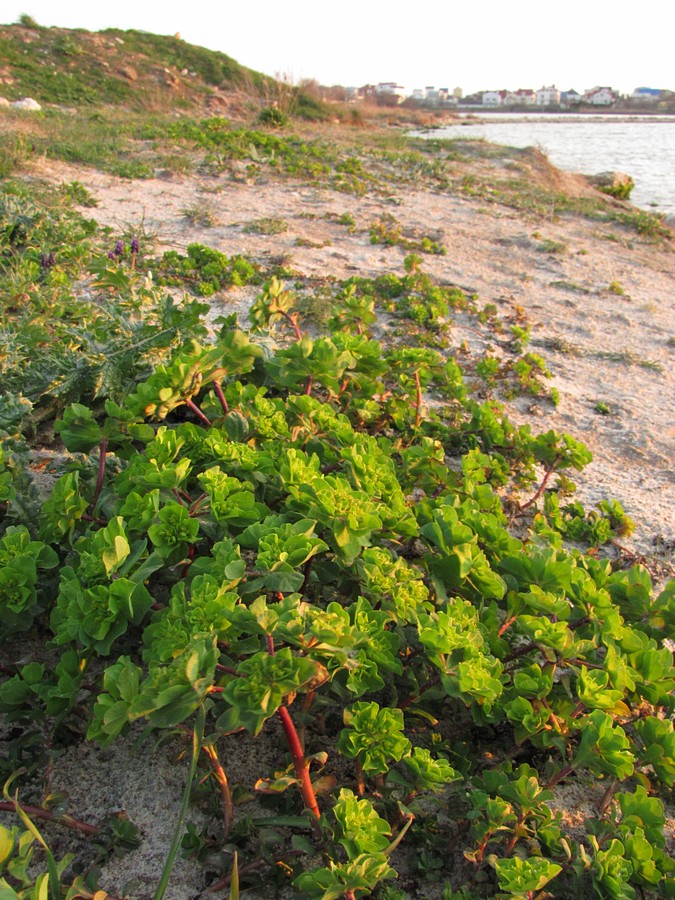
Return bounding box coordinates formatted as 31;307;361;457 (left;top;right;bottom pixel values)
48;252;56;267
108;251;116;260
131;237;140;255
40;253;48;269
114;240;124;257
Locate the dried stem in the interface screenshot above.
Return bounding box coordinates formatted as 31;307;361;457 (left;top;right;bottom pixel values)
413;369;423;427
207;859;268;892
0;800;100;836
91;437;108;509
503;642;538;664
545;764;574;789
597;777;618;816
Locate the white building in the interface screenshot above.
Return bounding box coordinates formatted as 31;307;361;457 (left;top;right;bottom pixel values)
482;90;503;106
584;86;616;105
376;82;407;101
536;85;561;106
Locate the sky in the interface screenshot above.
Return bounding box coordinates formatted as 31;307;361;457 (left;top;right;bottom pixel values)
2;0;675;97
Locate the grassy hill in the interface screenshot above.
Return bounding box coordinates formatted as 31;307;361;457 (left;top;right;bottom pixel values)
0;17;327;118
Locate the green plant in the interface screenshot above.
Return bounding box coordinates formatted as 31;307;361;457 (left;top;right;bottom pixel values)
182;204;219;227
369;215;445;255
597;177;634;201
258;106;289;128
616;210;671;240
338;212;356;231
536;239;566;254
0;132;673;899
243;217;289;235
18;13;39;27
155;242;259;296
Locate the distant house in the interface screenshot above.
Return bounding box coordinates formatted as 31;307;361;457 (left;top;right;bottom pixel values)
515;88;536;105
632;87;661;102
462;91;484;105
482;90;504;106
560;89;582;106
536;85;561;106
376;82;406;103
412;88;425;101
584;86;616;105
504;89;536;106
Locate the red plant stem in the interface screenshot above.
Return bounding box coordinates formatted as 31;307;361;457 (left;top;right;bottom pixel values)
304;376;313;396
202;743;234;839
0;800;100;836
81;513;107;525
355;758;365;796
297;690;315;753
504;812;526;855
498;614;518;638
265;634;321;824
213;379;229;415
277;706;321;821
413;370;423;427
185;398;211;427
216;663;240;676
188;493;209;516
181;544;195;579
519;456;560;512
91;437;108;509
473;835;489;863
280;310;303;342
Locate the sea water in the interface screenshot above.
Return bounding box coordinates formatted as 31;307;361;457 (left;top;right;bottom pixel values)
413;114;675;216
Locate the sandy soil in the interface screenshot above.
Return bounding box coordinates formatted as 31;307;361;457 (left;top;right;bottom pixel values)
7;155;674;897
